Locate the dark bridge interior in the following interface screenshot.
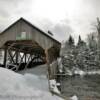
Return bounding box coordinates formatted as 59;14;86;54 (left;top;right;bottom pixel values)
1;40;46;71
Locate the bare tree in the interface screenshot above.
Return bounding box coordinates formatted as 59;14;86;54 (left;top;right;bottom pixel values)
87;32;97;50
97;17;100;34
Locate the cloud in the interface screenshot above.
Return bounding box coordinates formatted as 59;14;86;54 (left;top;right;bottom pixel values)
50;20;74;41
0;0;35;32
34;18;74;42
0;0;35;19
85;0;100;9
0;0;100;42
0;0;20;17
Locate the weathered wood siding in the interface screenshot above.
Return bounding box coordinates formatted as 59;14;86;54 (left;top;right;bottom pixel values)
0;19;60;50
21;20;60;49
0;21;21;47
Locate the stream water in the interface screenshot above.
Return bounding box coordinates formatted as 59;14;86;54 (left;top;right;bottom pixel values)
61;74;100;100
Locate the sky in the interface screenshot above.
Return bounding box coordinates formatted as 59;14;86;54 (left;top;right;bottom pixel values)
0;0;100;42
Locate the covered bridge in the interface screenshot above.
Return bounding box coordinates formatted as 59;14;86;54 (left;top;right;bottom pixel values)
0;18;61;71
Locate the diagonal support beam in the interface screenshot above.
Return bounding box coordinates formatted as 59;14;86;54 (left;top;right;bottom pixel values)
8;50;15;64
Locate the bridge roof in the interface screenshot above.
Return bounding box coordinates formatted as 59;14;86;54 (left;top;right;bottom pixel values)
0;18;61;45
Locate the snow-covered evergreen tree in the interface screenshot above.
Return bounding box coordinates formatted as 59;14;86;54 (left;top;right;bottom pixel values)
60;34;100;73
68;35;74;47
77;35;86;47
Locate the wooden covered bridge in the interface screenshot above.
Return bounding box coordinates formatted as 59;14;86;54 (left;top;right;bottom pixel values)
0;18;61;71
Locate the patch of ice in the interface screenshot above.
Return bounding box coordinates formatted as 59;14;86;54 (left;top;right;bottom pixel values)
64;56;68;58
74;69;85;76
57;57;63;73
87;70;100;75
74;70;100;76
70;95;78;100
49;79;60;94
67;70;73;76
65;68;100;76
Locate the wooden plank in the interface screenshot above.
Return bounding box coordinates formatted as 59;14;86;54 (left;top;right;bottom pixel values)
16;51;18;64
8;50;15;64
27;54;31;62
16;54;25;71
3;48;7;67
24;53;27;63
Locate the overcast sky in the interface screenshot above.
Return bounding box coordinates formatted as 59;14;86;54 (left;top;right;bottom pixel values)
0;0;100;42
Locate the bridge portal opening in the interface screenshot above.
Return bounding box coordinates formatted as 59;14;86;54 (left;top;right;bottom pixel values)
1;40;46;71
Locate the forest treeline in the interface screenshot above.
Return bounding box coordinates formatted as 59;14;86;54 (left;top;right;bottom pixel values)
60;18;100;71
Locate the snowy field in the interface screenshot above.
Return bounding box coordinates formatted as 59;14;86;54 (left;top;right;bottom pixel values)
0;64;64;100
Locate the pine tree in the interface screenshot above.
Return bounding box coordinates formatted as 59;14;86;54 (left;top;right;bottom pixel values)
68;35;74;46
77;35;81;46
77;35;86;47
61;33;100;72
78;35;81;42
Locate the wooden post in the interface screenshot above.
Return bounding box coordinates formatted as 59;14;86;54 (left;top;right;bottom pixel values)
25;53;27;63
45;49;49;64
8;50;15;64
16;51;18;64
45;48;51;79
3;48;7;67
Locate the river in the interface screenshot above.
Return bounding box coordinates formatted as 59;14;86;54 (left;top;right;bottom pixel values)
61;74;100;100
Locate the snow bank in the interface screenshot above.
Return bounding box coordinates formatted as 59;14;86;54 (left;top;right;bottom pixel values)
0;67;63;100
65;68;100;76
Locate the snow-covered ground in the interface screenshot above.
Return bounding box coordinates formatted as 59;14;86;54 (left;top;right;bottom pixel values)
0;64;64;100
19;64;47;76
65;67;100;76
